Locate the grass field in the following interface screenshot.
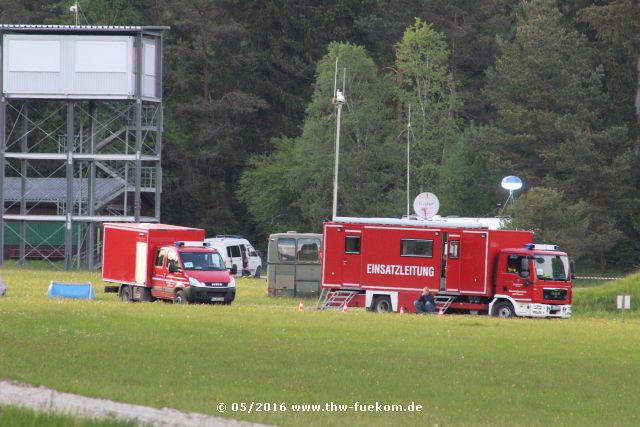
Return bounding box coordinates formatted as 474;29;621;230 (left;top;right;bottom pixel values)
0;405;137;427
1;265;639;426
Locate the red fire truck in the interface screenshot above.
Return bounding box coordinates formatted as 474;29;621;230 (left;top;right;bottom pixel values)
102;223;236;304
320;217;572;318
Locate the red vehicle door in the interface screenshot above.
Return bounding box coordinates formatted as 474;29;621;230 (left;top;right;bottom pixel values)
151;248;168;299
444;234;461;292
164;249;184;299
341;230;362;287
322;224;343;287
499;253;532;300
457;231;488;294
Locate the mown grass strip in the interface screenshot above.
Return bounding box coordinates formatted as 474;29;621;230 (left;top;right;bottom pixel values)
0;404;138;427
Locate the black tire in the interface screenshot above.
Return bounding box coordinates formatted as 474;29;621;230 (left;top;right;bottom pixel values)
372;296;392;313
493;301;515;318
254;266;262;278
173;289;188;304
120;285;132;303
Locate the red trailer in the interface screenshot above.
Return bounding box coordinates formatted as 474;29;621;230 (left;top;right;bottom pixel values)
102;223;236;304
320;217;572;318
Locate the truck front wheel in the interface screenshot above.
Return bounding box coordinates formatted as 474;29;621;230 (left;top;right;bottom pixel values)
493;301;515;318
120;285;132;303
372;296;392;313
173;289;188;304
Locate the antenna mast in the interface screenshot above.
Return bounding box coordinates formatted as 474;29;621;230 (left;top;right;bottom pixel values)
406;104;411;217
70;2;80;25
332;59;346;219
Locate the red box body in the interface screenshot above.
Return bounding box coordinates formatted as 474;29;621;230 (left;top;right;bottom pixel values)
321;220;532;297
102;223;205;287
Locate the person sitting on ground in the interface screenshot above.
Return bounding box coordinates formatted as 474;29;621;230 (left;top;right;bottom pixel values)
414;286;436;314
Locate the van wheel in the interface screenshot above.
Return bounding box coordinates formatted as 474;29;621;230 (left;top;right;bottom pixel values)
372;296;392;313
254;266;262;278
493;301;514;318
120;286;132;303
174;290;188;304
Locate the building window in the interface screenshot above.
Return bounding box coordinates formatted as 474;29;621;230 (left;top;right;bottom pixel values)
448;241;459;258
345;236;361;254
401;239;433;257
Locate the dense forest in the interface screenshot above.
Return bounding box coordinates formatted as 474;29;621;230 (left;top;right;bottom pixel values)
1;0;639;270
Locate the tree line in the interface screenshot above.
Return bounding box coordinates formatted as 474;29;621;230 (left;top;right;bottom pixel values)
1;0;639;270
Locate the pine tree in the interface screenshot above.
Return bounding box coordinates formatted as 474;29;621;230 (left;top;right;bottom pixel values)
438;126;501;216
396;19;459;197
485;0;634;269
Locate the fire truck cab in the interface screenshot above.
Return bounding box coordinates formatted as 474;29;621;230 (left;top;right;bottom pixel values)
320;217;572;318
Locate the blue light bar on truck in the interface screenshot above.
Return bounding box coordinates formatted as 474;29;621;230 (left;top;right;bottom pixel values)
524;243;560;251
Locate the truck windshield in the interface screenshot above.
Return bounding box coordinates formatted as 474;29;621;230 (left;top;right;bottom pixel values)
533;255;570;281
180;252;226;271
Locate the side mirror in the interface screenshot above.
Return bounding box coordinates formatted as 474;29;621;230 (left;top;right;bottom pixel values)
520;258;530;278
168;262;177;273
230;265;238;275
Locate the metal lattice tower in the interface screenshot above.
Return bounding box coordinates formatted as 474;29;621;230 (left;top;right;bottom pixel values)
0;25;168;270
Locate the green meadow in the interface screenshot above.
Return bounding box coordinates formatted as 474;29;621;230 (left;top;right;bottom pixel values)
0;405;137;427
1;265;639;426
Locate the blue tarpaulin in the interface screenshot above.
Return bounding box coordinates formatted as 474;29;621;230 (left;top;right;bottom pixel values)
47;282;94;300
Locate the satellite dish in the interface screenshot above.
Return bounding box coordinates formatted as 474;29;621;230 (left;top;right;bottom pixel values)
413;192;440;219
501;176;523;191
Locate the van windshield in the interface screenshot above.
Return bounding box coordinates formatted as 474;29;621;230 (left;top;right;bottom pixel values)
180;252;226;271
533;255;570;281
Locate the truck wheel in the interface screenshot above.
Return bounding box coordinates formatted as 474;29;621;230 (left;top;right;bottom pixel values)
254;266;262;278
372;296;392;313
120;285;132;303
493;301;515;318
174;289;188;304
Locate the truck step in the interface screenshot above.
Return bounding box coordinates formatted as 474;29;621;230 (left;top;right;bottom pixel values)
434;295;457;314
316;288;359;310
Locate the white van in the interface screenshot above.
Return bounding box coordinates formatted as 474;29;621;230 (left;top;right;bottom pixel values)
204;236;263;277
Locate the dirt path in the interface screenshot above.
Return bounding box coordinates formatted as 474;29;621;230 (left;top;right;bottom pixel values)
0;380;269;427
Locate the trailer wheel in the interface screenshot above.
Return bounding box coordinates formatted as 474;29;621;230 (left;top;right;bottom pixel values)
254;266;262;278
174;289;188;304
372;296;392;313
493;301;515;318
120;285;132;303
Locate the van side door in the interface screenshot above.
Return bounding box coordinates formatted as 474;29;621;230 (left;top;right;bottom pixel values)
228;245;242;275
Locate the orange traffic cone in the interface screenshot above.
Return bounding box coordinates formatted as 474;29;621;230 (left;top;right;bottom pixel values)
298;300;304;311
341;304;348;313
399;306;405;315
438;307;444;317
